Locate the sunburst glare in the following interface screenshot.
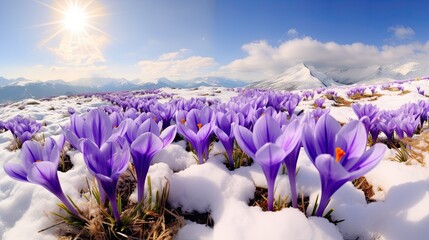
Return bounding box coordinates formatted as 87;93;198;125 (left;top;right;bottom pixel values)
63;5;87;33
36;0;108;51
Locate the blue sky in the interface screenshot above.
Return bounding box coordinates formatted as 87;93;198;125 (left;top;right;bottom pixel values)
0;0;428;82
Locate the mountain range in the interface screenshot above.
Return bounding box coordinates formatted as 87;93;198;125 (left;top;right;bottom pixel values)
0;76;249;103
249;62;427;91
0;61;426;103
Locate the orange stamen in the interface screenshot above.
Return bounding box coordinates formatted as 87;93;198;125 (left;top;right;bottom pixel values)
197;123;203;129
335;147;346;162
36;160;43;163
181;118;186;124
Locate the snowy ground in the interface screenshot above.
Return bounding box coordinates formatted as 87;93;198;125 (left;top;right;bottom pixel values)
0;81;429;240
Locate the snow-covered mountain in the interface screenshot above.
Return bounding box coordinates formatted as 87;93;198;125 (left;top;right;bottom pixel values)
0;76;248;103
249;62;429;90
69;77;140;92
138;76;248;89
249;63;339;91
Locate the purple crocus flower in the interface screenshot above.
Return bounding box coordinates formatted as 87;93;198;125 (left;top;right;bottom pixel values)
283;136;302;208
377;112;396;141
64;109;128;151
176;107;215;164
4;139;79;216
67;107;76;115
234;115;302;211
283;97;299;117
396;116;419;138
351;103;379;133
6;115;42;145
82;139;130;223
314;98;325;108
418;100;429;126
213;111;240;169
302;114;386;216
370;86;377;95
150;102;177;129
128;119;177;203
311;108;330;122
109;111;124;128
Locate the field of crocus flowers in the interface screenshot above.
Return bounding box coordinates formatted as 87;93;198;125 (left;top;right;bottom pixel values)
1;78;429;240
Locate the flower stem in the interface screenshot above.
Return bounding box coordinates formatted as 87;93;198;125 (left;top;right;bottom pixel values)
109;195;121;225
315;193;330;217
57;192;79;217
288;171;298;208
267;178;275;211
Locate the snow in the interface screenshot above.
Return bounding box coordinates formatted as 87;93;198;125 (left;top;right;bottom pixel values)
250;63;338;91
1;81;429;239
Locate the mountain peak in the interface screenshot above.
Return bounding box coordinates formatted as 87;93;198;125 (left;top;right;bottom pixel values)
250;63;338;91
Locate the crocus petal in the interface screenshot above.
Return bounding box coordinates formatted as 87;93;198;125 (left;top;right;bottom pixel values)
130;132;164;162
64;129;81;151
44;137;56;152
254;143;287;167
185;109;201;133
20;141;44;168
138;118;161;136
122;119;138;144
109;112;123;128
217;112;232;135
85;109;113;147
159;125;177;147
302;124;318;163
175;110;188;125
108;119;129;143
233;124;257;159
348;143;386;179
199;107;214;125
27;161;63;196
196;123;214;144
111;144;130;180
47;145;60;167
178;119;198;142
337;120;367;160
275;119;302;156
252;115;282;148
4;162;29;182
314;154;350;182
315;114;341;156
82;140;104;176
70;114;85;138
214;127;230;143
19;132;33;143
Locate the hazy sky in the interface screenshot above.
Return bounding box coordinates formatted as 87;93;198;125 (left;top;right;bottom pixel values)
0;0;428;82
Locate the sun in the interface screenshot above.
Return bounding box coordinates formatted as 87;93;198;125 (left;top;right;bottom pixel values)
36;0;108;46
63;6;87;33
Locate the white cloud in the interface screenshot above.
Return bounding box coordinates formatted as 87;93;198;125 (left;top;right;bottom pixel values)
218;37;429;81
138;49;217;82
158;48;189;61
389;25;415;39
49;34;107;66
287;28;298;37
1;64;108;82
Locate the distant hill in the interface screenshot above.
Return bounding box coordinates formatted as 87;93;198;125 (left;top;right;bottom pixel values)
0;76;249;103
138;76;249;89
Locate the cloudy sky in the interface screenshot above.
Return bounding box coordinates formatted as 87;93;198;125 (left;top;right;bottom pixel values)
0;0;428;82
